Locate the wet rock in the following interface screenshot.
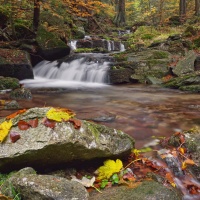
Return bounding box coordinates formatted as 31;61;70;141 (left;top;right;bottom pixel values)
10;88;32;100
2;167;88;200
163;73;200;92
168;127;200;181
4;100;20;109
78;110;116;122
89;180;181;200
0;49;33;80
0;107;134;172
0;76;20;90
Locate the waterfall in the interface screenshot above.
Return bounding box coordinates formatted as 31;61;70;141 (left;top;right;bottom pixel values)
69;40;77;50
33;59;110;83
120;43;125;52
21;55;111;88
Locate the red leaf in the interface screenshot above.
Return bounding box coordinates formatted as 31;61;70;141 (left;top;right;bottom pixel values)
28;118;38;128
10;131;21;143
18;120;30;130
69;118;81;129
42;117;56;129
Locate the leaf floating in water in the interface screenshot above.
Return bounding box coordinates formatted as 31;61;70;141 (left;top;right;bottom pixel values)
6;109;27;120
69;118;81;129
10;131;21;143
46;107;75;122
42;117;56;129
0;120;13;143
18;120;30;130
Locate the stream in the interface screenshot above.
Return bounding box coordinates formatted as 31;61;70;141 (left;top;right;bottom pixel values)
18;52;200;149
19;82;200;149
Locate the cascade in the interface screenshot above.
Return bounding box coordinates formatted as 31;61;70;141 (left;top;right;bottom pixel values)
69;40;77;50
69;36;125;52
22;53;113;88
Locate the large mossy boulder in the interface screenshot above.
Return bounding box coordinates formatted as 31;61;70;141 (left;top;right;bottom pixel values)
111;49;171;84
0;49;33;80
33;26;70;65
0;107;134;173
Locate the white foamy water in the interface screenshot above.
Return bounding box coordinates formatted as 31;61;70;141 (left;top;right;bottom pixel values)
21;56;111;88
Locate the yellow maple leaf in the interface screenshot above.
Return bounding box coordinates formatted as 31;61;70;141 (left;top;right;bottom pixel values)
97;159;123;180
46;107;75;122
0;120;13;143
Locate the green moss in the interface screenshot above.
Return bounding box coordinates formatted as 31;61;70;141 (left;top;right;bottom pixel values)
85;121;100;141
186;140;197;152
113;53;128;62
184;26;198;37
149;51;170;59
193;36;200;48
179;85;200;93
0;77;20;90
36;26;66;49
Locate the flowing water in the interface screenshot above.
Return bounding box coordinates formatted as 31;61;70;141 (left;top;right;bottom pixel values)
21;84;200;149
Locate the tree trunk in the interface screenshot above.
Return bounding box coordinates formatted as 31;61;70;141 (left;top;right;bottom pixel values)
113;0;126;26
33;0;40;33
195;0;200;16
179;0;186;20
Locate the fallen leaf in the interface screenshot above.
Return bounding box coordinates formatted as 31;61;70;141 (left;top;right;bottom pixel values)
18;120;30;130
42;117;56;129
182;159;195;170
165;172;176;187
10;131;21;143
6;109;27;120
0;120;13;142
28;118;38;128
69;118;81;129
71;176;95;187
97;159;123;180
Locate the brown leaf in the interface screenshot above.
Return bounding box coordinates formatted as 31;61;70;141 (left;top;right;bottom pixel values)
69;118;81;129
42;117;56;129
18;120;30;130
28;118;38;128
10;131;21;143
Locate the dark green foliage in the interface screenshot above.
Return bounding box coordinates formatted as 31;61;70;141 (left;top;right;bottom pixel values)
0;77;20;90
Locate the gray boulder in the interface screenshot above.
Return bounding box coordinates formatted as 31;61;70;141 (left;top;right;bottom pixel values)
2;167;88;200
173;50;196;76
0;107;134;172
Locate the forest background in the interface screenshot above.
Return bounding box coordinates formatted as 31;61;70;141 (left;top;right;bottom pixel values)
0;0;200;42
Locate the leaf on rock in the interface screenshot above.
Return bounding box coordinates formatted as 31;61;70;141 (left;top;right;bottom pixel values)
10;131;21;143
0;120;13;143
18;120;30;130
6;109;27;120
28;118;38;128
69;118;81;129
97;159;123;180
71;175;96;188
46;107;75;122
42;117;56;129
